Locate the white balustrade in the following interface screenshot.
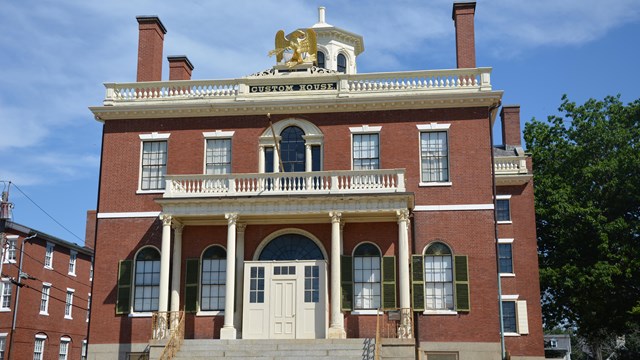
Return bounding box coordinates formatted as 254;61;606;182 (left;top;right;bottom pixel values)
494;157;528;175
164;169;406;198
102;68;492;102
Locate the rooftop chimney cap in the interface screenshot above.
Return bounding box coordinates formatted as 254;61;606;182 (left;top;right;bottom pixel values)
136;15;167;34
451;2;476;20
167;55;194;70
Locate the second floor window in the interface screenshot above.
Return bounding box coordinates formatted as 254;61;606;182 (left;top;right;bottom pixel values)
69;251;77;275
0;281;11;310
65;290;74;319
353;134;380;170
280;126;306;172
421;131;449;182
206;139;231;174
141;140;167;190
40;284;51;314
45;243;54;269
498;243;513;274
496;198;511;222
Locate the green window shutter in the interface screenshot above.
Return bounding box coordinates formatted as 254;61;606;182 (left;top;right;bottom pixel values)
382;256;397;309
116;260;133;315
184;258;199;313
411;255;425;312
454;255;470;312
341;255;353;311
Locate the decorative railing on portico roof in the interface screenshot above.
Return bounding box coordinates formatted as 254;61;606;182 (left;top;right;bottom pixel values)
163;169;406;198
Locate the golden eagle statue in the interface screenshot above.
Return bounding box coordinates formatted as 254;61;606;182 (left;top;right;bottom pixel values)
268;29;317;68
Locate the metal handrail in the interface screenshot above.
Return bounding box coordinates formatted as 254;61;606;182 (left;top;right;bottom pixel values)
151;311;185;360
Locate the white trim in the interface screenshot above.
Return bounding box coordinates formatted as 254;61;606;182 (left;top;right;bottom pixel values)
0;332;7;336
42;282;52;286
5;235;18;240
349;125;382;133
497;221;513;225
419;182;453;187
350;309;382;316
501;294;519;300
504;332;521;337
414;204;494;212
35;334;48;339
60;336;71;341
203;130;235;138
497;238;514;243
139;132;170;140
128;312;153;318
135;190;165;195
97;211;161;219
416;123;451;131
423;310;458;316
495;194;512;200
500;273;516;278
196;310;224;316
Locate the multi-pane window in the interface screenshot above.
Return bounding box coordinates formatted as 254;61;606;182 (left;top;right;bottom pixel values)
58;338;70;360
65;289;74;319
498;243;513;273
502;301;517;333
337;53;347;73
1;281;11;310
4;237;16;263
353;243;381;310
421;131;449;182
205;139;231;174
45;243;54;269
134;248;160;312
304;265;320;303
33;337;45;360
424;242;454;310
200;246;226;311
496;199;511;222
353;134;380;170
141;140;167;190
249;266;265;303
280;126;306;172
0;336;5;360
68;251;77;276
40;284;51;315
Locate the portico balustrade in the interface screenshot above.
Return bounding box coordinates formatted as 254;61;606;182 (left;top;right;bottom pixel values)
163;169;406;198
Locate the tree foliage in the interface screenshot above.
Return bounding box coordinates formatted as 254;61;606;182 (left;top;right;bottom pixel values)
524;95;640;356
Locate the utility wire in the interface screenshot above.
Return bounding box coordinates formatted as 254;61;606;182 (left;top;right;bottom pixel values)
9;182;84;243
3;266;90;304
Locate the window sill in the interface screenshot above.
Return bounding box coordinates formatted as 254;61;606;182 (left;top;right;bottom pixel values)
423;310;458;316
504;332;521;337
0;308;10;312
129;312;153;318
497;221;512;225
64;315;73;320
196;310;224;316
419;182;452;187
2;260;16;264
39;311;49;316
500;273;516;278
68;273;76;277
136;189;165;195
350;309;382;316
44;266;53;270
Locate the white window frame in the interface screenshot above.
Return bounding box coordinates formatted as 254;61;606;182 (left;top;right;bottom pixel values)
44;242;55;269
501;294;529;336
417;123;452;186
132;246;161;315
137;132;170;194
423;242;456;314
65;288;75;319
350;126;382;171
3;235;18;264
59;336;71;360
496;195;512;224
81;339;87;360
203;131;235;175
352;242;382;312
40;283;51;315
498;238;515;277
33;334;47;360
68;250;77;276
0;332;7;360
258;119;324;173
197;245;227;315
0;279;11;312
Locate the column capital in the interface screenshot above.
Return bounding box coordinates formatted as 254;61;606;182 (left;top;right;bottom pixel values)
225;213;239;225
160;214;172;226
237;223;247;233
172;221;184;233
396;209;410;223
329;211;342;223
340;220;346;231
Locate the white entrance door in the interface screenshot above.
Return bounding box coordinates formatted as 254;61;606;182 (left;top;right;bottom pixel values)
271;278;296;338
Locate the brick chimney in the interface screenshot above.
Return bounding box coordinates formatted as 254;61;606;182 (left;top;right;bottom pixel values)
84;210;97;250
500;105;522;147
452;2;476;68
136;16;167;82
168;55;194;80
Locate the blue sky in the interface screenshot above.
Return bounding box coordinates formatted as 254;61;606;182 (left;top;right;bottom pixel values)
1;0;639;245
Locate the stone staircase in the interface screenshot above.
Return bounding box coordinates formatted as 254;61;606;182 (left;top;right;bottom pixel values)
164;338;377;359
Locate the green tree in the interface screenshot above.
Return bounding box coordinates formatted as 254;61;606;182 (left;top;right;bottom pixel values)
524;95;640;360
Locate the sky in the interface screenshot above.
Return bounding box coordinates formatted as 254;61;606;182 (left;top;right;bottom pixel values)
1;0;639;245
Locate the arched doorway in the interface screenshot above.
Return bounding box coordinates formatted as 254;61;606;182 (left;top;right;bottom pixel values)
243;232;327;339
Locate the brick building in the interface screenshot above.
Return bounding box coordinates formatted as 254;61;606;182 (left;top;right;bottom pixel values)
88;2;544;359
0;219;94;359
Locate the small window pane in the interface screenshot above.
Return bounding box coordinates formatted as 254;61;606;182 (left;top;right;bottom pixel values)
496;199;511;221
206;139;232;174
421;132;449;182
141;141;167;190
498;243;513;273
502;301;517;332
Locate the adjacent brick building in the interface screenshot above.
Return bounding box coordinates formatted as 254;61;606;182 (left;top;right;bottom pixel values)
0;220;94;360
87;3;544;359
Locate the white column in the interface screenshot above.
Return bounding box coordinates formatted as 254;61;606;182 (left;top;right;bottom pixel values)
258;145;265;173
305;144;312;172
397;209;411;309
170;222;183;314
220;213;238;339
159;214;172;313
234;223;246;335
328;211;346;339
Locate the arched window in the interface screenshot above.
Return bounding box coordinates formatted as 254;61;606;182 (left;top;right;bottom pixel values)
337;53;347;73
134;247;160;312
424;242;453;310
280;126;306;172
317;51;326;68
259;234;324;260
201;246;226;311
353;243;381;309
